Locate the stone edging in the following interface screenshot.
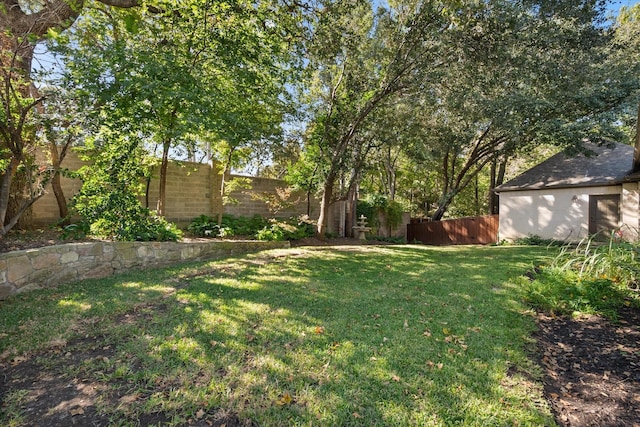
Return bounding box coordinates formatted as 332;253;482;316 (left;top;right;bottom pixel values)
0;240;289;300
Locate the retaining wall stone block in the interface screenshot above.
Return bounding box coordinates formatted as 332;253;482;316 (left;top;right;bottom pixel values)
1;240;289;300
7;255;33;283
60;251;79;264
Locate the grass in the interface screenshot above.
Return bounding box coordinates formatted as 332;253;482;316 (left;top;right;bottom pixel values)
0;245;557;426
520;235;640;319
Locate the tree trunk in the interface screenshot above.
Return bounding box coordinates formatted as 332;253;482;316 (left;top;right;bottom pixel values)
157;140;170;216
489;158;506;215
431;191;456;221
0;157;22;234
317;176;335;237
634;98;640;173
49;142;69;224
344;182;358;238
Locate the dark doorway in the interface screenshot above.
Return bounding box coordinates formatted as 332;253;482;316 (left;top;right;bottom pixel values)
589;194;620;236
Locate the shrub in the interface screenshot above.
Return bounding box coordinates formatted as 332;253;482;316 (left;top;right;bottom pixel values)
256;216;316;241
522;232;640;318
70;136;181;242
88;212;182;241
522;267;631;319
221;214;269;236
357;195;405;232
187;215;220;237
514;234;564;247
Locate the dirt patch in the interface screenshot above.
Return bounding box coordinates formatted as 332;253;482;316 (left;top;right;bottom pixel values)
0;335;245;427
0;229;97;253
533;306;640;427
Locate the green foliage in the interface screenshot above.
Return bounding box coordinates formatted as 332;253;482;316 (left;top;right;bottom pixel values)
552;234;640;288
187;213;315;241
366;235;406;244
70;137;181;242
522;268;633;319
61;222;90;240
91;213;182;242
221;214;270;237
514;234;564;247
255;216;316;241
522;234;640;318
357;194;404;230
187;215;221;237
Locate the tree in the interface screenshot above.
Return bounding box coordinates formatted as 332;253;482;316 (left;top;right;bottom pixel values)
304;0;456;235
0;0;146;236
614;4;640;170
399;0;638;220
52;0;297;218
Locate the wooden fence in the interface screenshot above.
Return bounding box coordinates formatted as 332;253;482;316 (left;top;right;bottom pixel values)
407;215;499;245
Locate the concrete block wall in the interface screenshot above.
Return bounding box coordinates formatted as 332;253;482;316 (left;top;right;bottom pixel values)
224;175;320;219
33;152;85;225
30;150;316;228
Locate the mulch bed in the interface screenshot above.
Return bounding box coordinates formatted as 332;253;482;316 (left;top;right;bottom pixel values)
533;306;640;427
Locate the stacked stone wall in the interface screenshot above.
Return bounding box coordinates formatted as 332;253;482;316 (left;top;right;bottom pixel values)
0;240;289;300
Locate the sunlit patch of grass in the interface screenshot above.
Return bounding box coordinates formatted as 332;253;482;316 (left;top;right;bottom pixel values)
0;245;558;426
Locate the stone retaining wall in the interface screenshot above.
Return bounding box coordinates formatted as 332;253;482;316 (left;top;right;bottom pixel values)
0;240;289;300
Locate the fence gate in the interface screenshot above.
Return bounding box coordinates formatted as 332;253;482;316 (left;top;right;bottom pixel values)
407;215;499;245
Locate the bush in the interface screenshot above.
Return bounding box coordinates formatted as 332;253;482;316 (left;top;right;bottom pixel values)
70;137;181;242
89;212;182;241
187;214;315;241
221;214;269;236
522;267;631;319
256;216;316;241
187;215;220;237
514;234;564;247
357;195;405;232
522;233;640;319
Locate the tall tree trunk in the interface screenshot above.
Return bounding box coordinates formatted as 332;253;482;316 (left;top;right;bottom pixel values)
317;174;336;237
634;98;640;173
157;139;170;216
0;157;22;234
344;181;358;238
431;190;457;221
489;158;506;215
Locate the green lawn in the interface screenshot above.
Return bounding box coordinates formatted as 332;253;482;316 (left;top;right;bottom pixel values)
0;245;557;426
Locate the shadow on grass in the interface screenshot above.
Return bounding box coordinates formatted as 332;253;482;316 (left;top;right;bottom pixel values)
0;245;557;425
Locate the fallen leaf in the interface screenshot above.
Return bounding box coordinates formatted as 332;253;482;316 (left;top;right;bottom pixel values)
403;319;409;329
391;374;401;382
353;412;362;418
276;392;293;406
423;329;432;337
70;408;85;416
314;326;325;334
195;409;206;419
437;363;443;369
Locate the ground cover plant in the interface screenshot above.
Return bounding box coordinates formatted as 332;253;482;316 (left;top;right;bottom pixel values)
0;245;557;426
521;234;640;319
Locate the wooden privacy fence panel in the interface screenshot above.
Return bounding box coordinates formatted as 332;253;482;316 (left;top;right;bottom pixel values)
407;215;499;245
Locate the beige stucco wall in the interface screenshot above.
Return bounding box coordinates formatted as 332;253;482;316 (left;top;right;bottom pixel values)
498;185;640;242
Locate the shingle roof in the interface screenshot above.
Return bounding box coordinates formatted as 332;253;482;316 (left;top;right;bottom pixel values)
496;142;638;192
